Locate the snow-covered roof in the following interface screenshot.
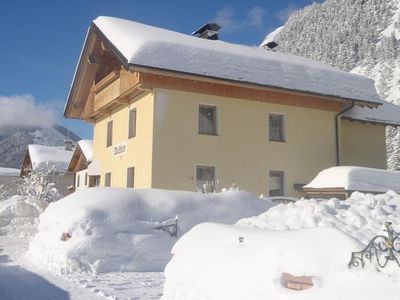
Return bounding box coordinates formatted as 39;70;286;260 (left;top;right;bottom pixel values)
0;167;20;177
342;100;400;126
77;140;93;162
92;16;382;105
304;166;400;193
28;145;73;172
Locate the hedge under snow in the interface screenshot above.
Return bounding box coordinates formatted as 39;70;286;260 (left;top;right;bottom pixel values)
28;187;273;274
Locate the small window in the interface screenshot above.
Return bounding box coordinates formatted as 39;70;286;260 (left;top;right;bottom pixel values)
128;108;137;139
196;166;216;193
199;105;217;135
269;113;286;142
90;175;100;187
105;172;111;187
77;175;80;187
84;173;88;186
269;170;284;196
127;167;135;188
106;120;113;147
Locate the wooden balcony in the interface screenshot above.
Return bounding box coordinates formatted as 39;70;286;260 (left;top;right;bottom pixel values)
82;70;142;121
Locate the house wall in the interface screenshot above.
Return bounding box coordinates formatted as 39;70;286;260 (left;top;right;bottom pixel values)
0;176;19;194
75;169;89;190
340;119;386;169
151;89;337;197
92;92;155;188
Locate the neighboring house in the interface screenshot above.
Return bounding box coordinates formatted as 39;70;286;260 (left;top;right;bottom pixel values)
303;166;400;199
20;144;74;196
63;16;397;197
0;167;20;195
67;140;98;190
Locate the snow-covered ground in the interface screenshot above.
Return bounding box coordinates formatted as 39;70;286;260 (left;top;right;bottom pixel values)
163;191;400;299
2;187;400;299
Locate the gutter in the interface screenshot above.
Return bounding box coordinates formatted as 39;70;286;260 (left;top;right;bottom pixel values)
335;101;355;166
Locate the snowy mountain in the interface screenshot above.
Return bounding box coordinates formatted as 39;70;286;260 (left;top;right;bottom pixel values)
0;125;80;169
261;0;400;169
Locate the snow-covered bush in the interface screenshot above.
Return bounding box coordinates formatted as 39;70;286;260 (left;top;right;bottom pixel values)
17;163;61;203
28;187;274;274
0;183;11;201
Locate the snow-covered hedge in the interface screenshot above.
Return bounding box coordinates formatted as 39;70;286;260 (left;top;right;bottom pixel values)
162;192;400;299
28;187;273;274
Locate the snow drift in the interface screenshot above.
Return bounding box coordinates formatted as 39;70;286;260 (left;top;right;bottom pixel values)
163;191;400;299
0;195;48;237
28;187;273;274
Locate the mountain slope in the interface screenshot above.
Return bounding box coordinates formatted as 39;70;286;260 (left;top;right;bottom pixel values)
262;0;400;169
0;125;80;169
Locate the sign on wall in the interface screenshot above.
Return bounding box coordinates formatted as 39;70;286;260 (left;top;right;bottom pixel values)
113;141;127;157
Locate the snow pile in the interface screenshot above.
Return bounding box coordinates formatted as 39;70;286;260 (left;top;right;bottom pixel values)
304;166;400;193
0;195;48;237
163;192;400;299
0;167;20;176
238;191;400;245
28;188;273;274
28;144;73;172
162;223;400;300
91;16;381;104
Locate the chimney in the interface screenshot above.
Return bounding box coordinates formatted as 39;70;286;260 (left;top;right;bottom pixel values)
192;23;221;40
64;139;73;151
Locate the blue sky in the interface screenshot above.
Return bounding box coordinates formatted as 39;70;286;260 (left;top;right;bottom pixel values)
0;0;317;139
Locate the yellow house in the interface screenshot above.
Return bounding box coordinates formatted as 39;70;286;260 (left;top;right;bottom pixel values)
63;16;398;197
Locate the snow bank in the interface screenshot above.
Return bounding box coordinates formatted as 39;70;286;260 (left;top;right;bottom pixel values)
163;192;400;299
239;191;400;245
92;16;382;104
0;195;47;237
163;224;369;300
28;188;273;274
28;144;73;172
304;166;400;193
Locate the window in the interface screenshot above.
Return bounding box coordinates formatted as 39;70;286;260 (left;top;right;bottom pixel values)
90;176;100;187
196;166;216;193
127;167;135;188
268;113;286;142
106;120;113;147
77;175;80;187
105;172;111;187
198;105;217;135
269;170;284;196
128;108;137;138
84;173;88;186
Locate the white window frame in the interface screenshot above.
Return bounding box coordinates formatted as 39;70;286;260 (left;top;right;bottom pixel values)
268;169;286;197
268;112;287;142
198;103;219;136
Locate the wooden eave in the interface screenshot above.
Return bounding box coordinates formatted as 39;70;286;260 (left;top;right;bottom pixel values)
67;145;89;173
64;22;381;121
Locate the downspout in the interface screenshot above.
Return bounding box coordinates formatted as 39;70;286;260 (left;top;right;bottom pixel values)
335;101;355;166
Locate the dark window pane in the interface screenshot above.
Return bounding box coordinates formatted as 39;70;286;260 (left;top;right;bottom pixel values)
269;170;284;196
129;109;136;138
127;167;135;188
107;121;113;147
196;166;216;192
199;105;217;135
105;172;111;187
269;114;285;142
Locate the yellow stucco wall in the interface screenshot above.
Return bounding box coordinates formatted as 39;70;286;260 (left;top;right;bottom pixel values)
340;119;387;169
92;92;155;188
151;89;337;197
